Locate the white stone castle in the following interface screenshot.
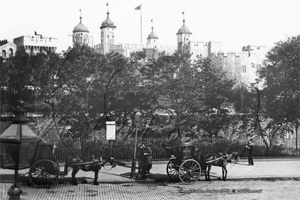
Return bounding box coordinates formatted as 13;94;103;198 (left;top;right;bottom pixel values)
71;6;266;86
0;5;267;87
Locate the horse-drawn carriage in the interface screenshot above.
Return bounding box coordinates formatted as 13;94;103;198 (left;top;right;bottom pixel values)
0;139;116;187
165;135;239;183
27;140;116;187
166;145;202;183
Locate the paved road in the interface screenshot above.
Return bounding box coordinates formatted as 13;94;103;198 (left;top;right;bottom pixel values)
1;159;300;199
1;159;300;184
1;180;300;200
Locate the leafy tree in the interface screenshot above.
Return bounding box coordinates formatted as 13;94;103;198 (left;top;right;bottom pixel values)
191;56;236;138
0;47;54;113
255;36;300;153
46;46;155;142
138;53;237;140
260;36;300;126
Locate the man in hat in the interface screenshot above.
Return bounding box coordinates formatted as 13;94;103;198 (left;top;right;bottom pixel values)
243;139;254;165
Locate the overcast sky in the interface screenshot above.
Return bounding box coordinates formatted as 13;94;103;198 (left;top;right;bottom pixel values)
1;0;300;52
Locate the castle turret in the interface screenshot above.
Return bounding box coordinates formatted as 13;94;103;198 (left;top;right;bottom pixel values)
73;10;90;46
100;3;116;54
146;19;158;48
176;12;192;54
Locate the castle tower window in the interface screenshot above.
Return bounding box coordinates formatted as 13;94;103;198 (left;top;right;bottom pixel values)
2;50;6;58
9;48;13;57
242;65;246;73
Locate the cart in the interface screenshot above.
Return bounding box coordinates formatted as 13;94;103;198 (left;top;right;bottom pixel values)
165;137;239;183
165;145;204;183
28;141;70;186
28;141;110;187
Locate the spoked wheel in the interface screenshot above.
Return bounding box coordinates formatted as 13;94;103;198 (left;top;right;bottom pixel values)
178;159;201;183
166;159;179;180
29;159;59;187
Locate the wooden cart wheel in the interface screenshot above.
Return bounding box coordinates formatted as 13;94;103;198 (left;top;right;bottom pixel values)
166;159;179;180
178;159;201;183
29;159;59;187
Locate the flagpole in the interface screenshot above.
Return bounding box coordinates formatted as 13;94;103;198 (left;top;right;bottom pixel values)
140;4;142;44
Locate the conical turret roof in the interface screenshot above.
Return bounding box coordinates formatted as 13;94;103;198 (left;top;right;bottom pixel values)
73;16;89;33
177;19;191;35
147;27;158;39
100;12;116;28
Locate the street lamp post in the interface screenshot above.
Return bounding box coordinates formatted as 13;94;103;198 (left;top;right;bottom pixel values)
0;106;41;200
130;111;140;178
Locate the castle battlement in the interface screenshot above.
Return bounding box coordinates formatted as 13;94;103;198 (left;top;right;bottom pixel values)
118;43;146;49
13;35;58;48
110;44;123;49
189;41;208;47
156;45;177;50
210;51;259;58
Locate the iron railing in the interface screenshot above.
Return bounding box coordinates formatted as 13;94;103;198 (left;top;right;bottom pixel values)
53;137;300;163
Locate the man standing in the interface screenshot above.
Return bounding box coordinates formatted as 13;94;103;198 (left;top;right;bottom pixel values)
244;139;254;165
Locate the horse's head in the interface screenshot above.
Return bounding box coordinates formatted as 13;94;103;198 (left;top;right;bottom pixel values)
109;157;117;168
227;152;240;163
99;156;116;168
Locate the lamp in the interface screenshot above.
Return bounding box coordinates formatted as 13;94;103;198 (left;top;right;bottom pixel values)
130;111;141;178
0;106;41;200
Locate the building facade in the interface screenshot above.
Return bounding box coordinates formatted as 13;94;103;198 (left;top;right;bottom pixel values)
0;40;16;58
13;32;58;54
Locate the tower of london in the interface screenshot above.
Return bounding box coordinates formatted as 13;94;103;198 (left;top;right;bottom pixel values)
70;5;266;87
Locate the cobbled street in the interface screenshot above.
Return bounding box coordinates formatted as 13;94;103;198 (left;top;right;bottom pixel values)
1;179;300;200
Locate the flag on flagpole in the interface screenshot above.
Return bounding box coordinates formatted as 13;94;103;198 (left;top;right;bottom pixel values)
135;5;141;10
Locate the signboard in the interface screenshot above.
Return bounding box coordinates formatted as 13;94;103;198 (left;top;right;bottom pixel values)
106;121;116;140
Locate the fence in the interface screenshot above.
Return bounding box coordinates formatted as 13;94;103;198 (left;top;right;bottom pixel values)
53;137;300;163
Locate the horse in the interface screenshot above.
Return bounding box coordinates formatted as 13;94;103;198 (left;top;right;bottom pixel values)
68;155;116;185
204;152;239;181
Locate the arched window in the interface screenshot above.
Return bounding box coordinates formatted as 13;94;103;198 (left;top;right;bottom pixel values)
9;48;13;57
242;65;246;73
2;50;6;58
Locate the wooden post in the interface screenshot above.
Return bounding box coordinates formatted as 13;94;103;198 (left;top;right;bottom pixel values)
296;125;298;155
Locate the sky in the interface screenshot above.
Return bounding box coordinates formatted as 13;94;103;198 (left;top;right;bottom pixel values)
1;0;300;52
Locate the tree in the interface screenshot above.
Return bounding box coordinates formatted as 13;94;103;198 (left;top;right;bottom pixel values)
192;56;236;138
260;36;300;127
0;47;55;113
145;53;195;139
255;36;300;153
47;46;156;142
138;53;237;140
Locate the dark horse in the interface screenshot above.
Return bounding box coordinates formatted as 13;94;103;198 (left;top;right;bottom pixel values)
204;152;239;181
68;155;116;185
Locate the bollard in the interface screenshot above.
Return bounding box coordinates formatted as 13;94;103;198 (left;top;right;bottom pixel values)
7;185;22;200
130;158;136;178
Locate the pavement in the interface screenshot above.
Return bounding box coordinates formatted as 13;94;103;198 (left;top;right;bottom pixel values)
1;158;300;185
